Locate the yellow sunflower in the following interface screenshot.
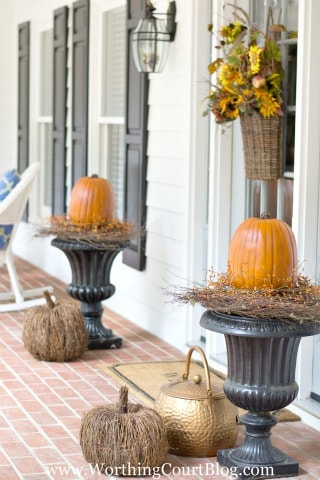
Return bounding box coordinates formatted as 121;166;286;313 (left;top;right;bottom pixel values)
248;45;262;75
219;95;240;120
243;88;253;99
220;21;246;44
254;90;280;117
219;64;245;89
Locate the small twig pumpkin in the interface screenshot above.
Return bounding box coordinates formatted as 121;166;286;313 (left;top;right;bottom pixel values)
23;291;88;361
80;386;168;475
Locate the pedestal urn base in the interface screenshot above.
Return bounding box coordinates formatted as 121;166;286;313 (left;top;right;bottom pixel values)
52;238;124;350
80;301;122;350
200;310;320;479
217;412;298;479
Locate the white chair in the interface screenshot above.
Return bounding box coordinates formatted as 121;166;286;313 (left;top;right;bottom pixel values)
0;162;54;311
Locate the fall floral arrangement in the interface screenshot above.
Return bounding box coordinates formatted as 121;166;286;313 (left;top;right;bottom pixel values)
205;5;284;124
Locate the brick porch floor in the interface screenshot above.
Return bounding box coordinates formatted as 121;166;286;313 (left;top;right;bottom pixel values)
1;257;320;479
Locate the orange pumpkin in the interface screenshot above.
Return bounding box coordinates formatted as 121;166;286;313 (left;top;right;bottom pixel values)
228;214;298;290
69;174;115;226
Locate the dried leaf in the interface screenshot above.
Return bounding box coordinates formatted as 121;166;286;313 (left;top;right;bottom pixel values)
269;24;287;32
208;58;224;75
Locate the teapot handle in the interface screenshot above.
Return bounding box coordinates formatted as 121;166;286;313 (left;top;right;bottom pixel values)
182;346;212;397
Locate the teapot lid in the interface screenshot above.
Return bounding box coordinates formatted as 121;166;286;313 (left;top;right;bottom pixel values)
160;374;225;400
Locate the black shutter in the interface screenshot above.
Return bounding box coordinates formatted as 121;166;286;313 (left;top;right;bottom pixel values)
18;22;30;175
71;0;89;185
52;7;68;214
123;0;149;271
17;22;30;221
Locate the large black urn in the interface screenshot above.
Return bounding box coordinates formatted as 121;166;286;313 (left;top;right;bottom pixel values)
200;310;320;479
52;238;124;350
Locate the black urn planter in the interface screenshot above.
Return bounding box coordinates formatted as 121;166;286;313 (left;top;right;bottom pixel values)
52;238;124;350
200;310;320;479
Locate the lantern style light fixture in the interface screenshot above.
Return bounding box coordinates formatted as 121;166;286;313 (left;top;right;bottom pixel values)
132;0;177;73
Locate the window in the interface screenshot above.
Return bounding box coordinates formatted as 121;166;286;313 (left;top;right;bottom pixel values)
99;6;126;219
38;29;53;215
250;0;298;226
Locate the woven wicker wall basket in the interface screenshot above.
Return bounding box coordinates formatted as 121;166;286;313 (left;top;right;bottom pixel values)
240;111;283;181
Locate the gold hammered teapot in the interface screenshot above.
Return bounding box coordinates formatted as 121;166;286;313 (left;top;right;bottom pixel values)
154;346;238;457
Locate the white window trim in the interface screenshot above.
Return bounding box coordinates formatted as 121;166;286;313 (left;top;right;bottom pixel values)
88;0;126;175
28;20;52;222
183;0;211;350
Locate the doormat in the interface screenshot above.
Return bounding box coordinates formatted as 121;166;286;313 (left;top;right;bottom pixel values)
97;360;300;422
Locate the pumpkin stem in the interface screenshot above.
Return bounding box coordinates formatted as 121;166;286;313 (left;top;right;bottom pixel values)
91;174;99;178
260;212;271;219
119;386;128;414
43;290;55;309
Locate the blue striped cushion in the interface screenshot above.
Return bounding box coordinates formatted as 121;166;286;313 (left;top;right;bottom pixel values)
0;225;14;249
0;168;21;200
0;168;21;249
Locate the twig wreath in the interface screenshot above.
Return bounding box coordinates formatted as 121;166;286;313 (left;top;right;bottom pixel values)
36;214;141;250
172;269;320;324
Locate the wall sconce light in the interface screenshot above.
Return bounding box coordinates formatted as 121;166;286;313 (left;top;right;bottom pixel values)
132;1;177;73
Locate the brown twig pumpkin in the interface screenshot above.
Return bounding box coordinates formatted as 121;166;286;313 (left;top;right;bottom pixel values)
69;174;115;226
23;291;88;361
80;386;168;475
